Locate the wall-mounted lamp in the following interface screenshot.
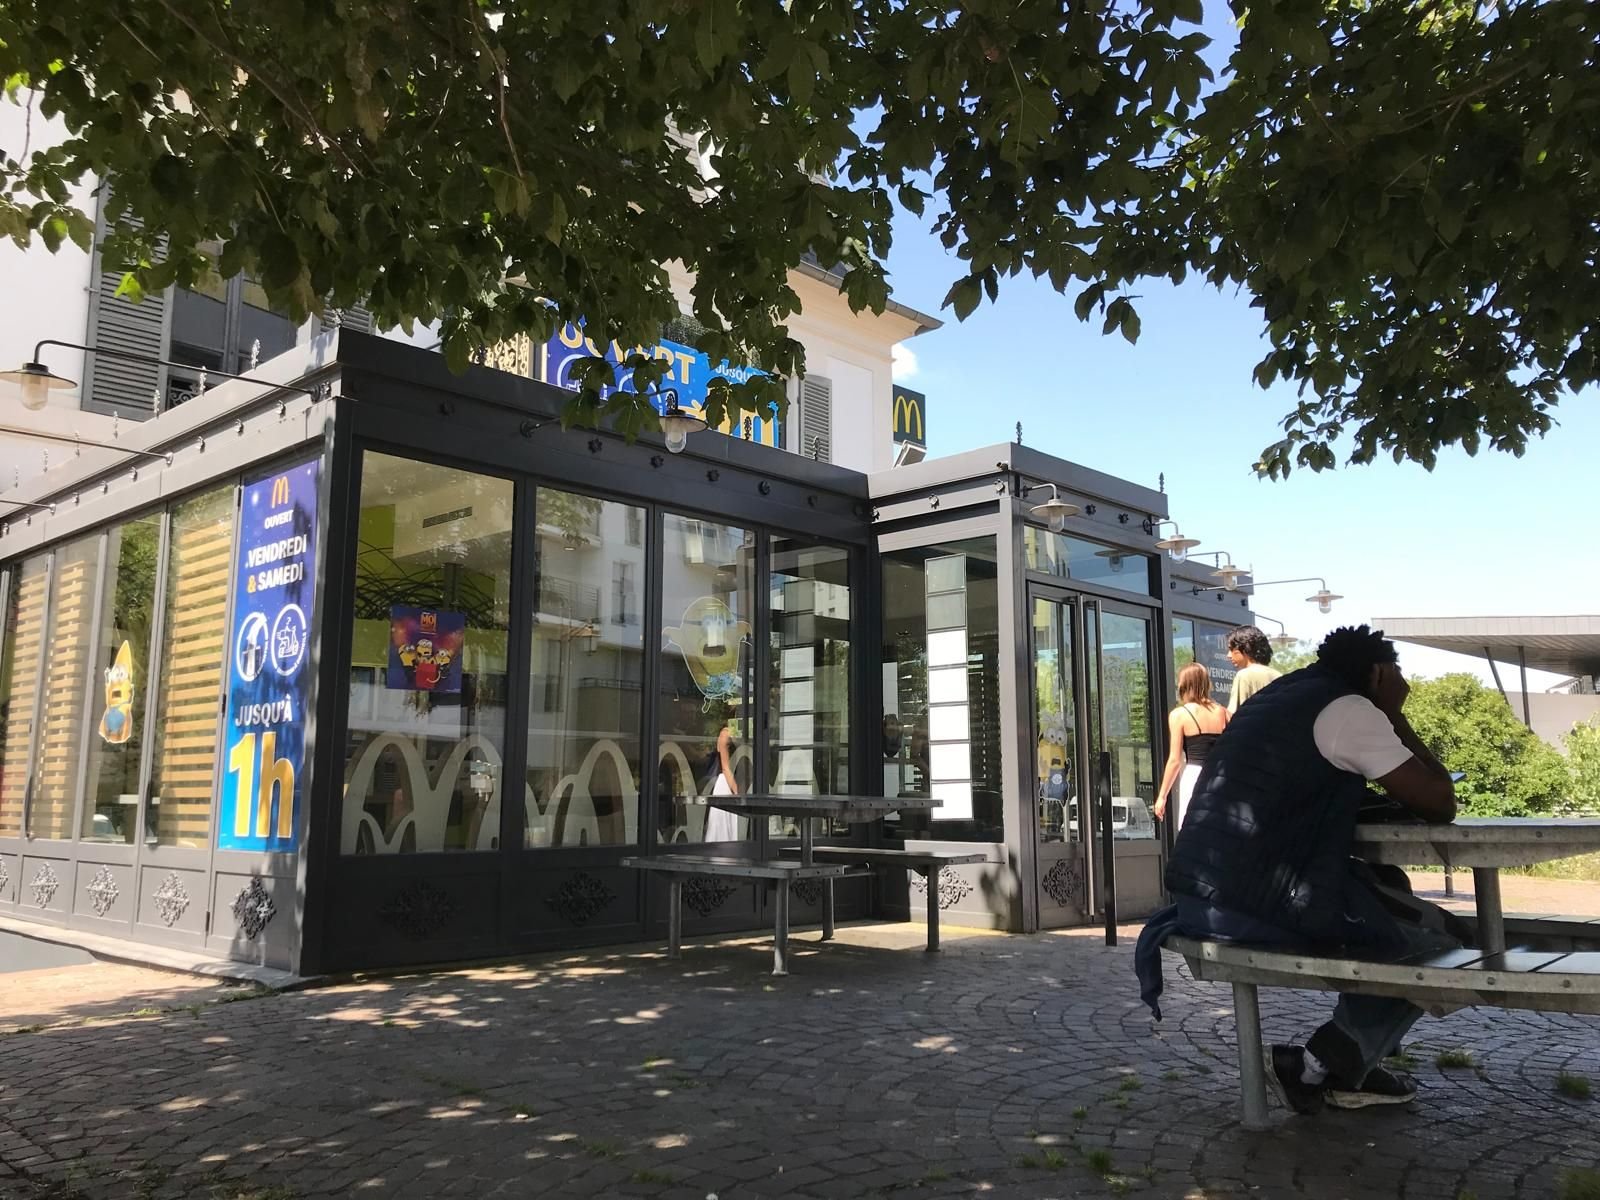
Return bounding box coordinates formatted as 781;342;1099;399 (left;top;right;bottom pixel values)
1141;517;1199;563
1192;574;1342;614
0;360;75;411
1094;548;1127;573
657;390;706;454
1024;483;1080;533
1255;614;1298;652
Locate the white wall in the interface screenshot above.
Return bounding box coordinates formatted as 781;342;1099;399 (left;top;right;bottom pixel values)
0;100;109;492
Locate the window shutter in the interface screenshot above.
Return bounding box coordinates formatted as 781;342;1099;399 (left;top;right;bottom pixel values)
320;305;373;335
799;374;833;462
82;189;169;419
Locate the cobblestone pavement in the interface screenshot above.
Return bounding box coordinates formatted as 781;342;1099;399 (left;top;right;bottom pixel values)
3;921;1599;1200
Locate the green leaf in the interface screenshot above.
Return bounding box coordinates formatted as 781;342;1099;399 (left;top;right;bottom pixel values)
1119;305;1141;344
944;275;982;321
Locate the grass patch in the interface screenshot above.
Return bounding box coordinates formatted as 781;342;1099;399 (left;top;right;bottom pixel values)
1083;1148;1115;1177
210;1188;296;1200
1072;1106;1088;1120
1385;1050;1419;1070
1557;1071;1593;1100
1117;1075;1141;1092
1559;1167;1600;1200
919;1167;951;1183
578;1139;624;1160
1435;1048;1475;1069
1016;1149;1067;1171
629;1169;673;1186
1161;1069;1183;1081
1112;1096;1130;1111
2;1023;46;1036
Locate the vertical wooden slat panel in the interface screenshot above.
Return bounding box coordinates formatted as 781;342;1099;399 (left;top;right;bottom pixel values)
29;539;102;840
0;562;48;838
147;489;234;848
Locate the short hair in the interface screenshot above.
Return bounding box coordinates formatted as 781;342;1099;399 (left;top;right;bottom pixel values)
1316;625;1398;693
1227;625;1273;665
1177;662;1212;704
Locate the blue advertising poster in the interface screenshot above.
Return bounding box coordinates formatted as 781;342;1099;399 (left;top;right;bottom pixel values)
217;458;319;853
534;322;782;447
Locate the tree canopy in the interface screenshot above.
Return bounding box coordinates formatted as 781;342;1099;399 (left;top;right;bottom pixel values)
2;0;1594;468
1404;673;1569;817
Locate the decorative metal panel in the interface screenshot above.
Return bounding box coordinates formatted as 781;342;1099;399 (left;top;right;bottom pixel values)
683;876;735;917
231;877;277;939
379;880;456;940
151;872;191;927
908;869;973;910
86;866;120;917
545;873;615;926
30;863;60;908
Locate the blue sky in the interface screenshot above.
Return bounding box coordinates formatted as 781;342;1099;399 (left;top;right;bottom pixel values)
881;189;1597;692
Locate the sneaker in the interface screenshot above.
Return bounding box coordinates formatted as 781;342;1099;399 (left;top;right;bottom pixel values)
1267;1044;1326;1115
1326;1065;1417;1110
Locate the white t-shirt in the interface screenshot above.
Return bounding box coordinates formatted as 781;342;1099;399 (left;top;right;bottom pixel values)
1312;694;1413;780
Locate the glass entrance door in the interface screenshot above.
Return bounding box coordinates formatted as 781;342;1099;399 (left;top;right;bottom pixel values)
1032;592;1161;930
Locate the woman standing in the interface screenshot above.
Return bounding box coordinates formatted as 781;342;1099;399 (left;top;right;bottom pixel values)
1154;663;1229;829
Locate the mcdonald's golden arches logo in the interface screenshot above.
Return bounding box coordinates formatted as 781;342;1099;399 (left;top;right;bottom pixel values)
892;388;926;445
270;474;291;507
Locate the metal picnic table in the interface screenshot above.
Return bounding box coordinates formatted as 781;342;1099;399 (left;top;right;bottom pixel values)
1355;817;1600;955
704;793;937;864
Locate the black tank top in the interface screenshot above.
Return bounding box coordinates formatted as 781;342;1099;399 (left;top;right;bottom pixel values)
1180;705;1223;766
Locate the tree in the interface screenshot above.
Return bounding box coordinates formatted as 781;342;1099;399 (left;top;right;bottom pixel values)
1564;719;1600;817
1267;640;1317;675
2;0;1594;468
1403;674;1569;816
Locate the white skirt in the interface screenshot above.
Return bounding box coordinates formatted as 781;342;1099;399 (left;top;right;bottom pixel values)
1174;762;1204;829
705;772;742;842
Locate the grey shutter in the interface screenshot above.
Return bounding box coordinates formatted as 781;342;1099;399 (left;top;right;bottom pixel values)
317;305;373;336
82;187;169;420
798;374;832;462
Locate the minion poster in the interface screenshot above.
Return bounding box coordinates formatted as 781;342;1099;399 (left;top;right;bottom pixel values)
387;607;465;693
218;458;319;853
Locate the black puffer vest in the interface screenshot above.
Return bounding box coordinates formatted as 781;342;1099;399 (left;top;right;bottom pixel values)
1165;667;1368;941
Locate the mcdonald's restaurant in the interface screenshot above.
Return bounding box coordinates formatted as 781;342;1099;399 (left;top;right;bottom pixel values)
0;329;1261;975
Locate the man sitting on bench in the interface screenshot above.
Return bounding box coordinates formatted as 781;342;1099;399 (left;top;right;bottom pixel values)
1135;626;1458;1114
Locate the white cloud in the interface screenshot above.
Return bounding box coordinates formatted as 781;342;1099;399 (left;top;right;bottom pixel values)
892;343;919;381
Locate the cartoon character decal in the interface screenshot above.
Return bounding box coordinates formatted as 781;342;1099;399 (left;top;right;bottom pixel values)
98;640;135;745
397;636;455;691
388;607;466;693
663;597;751;706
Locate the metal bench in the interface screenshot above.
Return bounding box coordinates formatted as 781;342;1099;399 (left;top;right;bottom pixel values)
620;854;848;976
779;846;987;951
1165;935;1600;1128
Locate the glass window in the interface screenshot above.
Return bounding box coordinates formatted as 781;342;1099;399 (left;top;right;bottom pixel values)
0;556;48;839
1024;528;1155;597
147;486;236;847
1171;618;1195;704
658;514;754;844
237;278;298;367
768;541;851;835
30;535;103;840
1093;610;1158;841
881;538;1002;842
342;454;514;854
81;515;162;842
525;489;645;848
1194;620;1236;708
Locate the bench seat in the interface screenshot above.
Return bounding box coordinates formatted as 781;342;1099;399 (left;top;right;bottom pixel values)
1163;935;1600;1128
778;846;987;951
620;854;850;976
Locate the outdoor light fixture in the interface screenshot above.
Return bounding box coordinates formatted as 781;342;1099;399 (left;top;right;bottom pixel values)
0;360;76;411
1142;518;1199;563
658;391;705;454
1094;548;1126;573
1026;484;1080;533
1256;614;1297;651
1191;574;1341;614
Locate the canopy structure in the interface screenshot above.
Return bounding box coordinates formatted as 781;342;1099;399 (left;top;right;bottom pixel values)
1374;615;1600;727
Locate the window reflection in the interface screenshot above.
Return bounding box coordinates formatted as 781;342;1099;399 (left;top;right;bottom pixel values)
525;489;645;848
1025;528;1155;597
342;454;513;854
881;538;1003;843
768;540;851;836
657;514;754;844
81;514;162;843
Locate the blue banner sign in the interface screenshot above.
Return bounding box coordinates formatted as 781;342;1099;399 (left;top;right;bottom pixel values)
217;458;320;853
534;323;781;447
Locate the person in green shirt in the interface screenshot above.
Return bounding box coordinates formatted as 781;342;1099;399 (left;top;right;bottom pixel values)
1227;625;1282;713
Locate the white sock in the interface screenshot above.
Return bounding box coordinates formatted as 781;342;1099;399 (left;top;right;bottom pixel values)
1300;1049;1329;1085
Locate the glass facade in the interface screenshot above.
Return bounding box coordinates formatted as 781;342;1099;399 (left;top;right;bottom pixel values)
81;515;162;842
0;556;48;839
881;538;1003;843
342;453;514;854
1024;528;1155;597
31;535;103;840
657;514;755;844
1173;616;1235;707
525;488;646;848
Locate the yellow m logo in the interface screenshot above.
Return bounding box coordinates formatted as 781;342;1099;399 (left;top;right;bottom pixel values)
270;475;290;507
893;391;924;442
